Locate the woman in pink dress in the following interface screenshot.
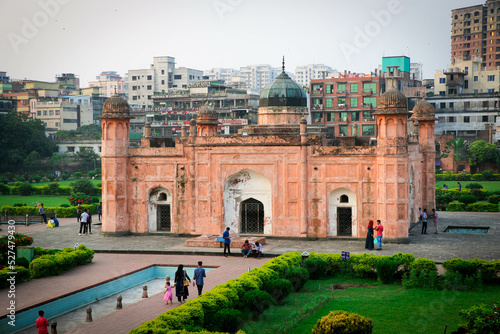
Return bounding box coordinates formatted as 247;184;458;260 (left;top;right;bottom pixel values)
163;281;173;304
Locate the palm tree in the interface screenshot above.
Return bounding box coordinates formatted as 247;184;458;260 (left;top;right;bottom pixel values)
441;138;469;173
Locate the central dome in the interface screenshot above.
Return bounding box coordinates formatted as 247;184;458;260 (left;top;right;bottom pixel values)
259;71;307;108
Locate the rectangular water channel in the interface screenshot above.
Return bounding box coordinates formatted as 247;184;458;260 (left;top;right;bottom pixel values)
2;265;211;334
444;226;489;234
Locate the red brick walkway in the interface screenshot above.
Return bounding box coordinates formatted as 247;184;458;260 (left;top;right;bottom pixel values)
0;253;268;334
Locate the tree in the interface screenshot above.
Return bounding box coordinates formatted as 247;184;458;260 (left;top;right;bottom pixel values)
467;140;497;167
75;124;102;138
72;178;95;195
75;147;99;171
441;138;469;173
0;111;57;171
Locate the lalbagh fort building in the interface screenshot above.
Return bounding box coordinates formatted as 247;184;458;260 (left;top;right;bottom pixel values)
98;66;436;243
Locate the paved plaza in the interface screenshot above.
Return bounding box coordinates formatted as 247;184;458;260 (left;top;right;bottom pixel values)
0;211;499;333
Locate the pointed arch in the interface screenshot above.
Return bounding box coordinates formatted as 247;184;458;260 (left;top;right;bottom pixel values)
147;186;172;232
328;187;357;236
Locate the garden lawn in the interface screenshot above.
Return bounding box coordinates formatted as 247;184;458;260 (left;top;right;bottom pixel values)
240;277;500;334
28;179;102;187
0;195;94;208
436;181;500;192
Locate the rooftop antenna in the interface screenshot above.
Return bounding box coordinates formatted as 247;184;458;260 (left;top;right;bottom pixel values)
282;56;285;73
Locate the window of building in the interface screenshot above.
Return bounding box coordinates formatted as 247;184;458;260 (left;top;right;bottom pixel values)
363;111;373;121
488;75;495;81
339;125;347;136
55;122;59;127
133;96;137;100
449;102;454;108
363;82;376;93
161;80;165;85
174;75;182;80
327;112;334;122
147;85;152;90
465;66;469;74
488;89;495;93
350;83;358;93
49;110;54;115
337;83;346;92
37;110;41;116
465;80;468;89
56;110;60;115
148;95;152;100
67;146;75;152
147;75;152;80
350;97;358;108
132;76;137;81
132;86;137;90
340;195;349;203
351;112;358;121
338;98;346;106
312;112;322;122
464;116;470;123
340;112;347;122
464;101;470;108
362;125;375;136
312;84;322;94
483;115;489;122
439;91;445;95
326;84;333;94
43;110;47;115
326;99;333;108
439;78;446;84
161;70;164;75
448;116;455;122
363;97;376;107
483;101;489;107
440;102;446;109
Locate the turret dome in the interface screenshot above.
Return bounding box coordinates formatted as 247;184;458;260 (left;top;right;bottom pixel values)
378;88;407;111
102;94;130;116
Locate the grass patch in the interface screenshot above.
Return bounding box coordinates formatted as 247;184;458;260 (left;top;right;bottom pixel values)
0;195;94;208
436;181;500;192
28;179;101;187
240;277;500;334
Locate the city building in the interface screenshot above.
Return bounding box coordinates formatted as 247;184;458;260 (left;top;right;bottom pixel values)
33;96;93;133
56;73;80;95
126;56;203;109
204;68;241;85
434;56;500;95
89;71;124;97
410;62;424;81
240;64;278;93
294;64;335;88
451;0;500;68
148;79;259;137
99;65;435;241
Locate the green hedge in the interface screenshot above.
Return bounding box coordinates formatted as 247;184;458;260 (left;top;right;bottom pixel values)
436;173;500;182
0;266;30;288
0;203;98;217
446;202;466;211
465;202;499;212
7;184;99;196
29;244;94;279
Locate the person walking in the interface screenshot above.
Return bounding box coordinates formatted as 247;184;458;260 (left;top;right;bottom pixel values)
174;265;190;303
432;208;439;234
374;220;384;250
87;211;92;234
163;281;173;305
365;220;375;250
79;209;89;235
192;261;206;296
97;202;102;221
38;203;47;224
421;209;428;234
223;227;231;257
458;182;462;191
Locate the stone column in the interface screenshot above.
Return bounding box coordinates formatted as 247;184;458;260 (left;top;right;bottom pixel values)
300;117;308;236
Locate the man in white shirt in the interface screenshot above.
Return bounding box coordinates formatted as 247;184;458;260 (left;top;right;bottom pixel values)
79;209;89;235
251;242;263;259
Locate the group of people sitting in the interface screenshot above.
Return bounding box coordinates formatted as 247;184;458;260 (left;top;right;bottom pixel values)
240;240;263;258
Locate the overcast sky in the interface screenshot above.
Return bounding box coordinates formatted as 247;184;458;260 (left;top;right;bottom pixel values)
0;0;482;86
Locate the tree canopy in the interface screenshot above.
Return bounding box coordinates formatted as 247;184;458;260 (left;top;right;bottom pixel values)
0;111;57;171
468;140;498;166
441;137;469;173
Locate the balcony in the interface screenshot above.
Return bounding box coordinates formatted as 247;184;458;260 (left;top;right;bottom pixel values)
361;89;374;94
361;103;372;108
336;90;347;96
311;104;323;110
337;104;347;109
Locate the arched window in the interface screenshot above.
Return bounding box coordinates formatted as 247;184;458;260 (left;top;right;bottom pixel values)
340;195;349;203
158;192;167;201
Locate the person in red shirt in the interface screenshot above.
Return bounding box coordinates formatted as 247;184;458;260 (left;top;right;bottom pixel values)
374;220;384;251
36;310;49;334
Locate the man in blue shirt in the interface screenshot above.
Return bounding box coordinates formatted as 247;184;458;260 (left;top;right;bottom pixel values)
223;227;231;257
192;261;206;296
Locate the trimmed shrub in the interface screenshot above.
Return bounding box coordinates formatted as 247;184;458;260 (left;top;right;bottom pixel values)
73;178;95;195
309;253;343;276
458;194;477;205
470;189;487;200
446;202;466;211
471;174;482;181
213;308;242;333
73;172;82;179
18;182;33;196
242;289;272;315
465;182;483;189
312;310;373;334
304;257;327;280
0;266;30;288
0;183;10;195
466;202;499;212
61;173;69;180
46;182;61;195
284;267;309;291
29;244;94;278
16;257;30;268
0;204;98;218
376;258;399;284
350;253;379;279
488;194;500;204
411;257;437;273
262;278;293;304
481;170;494;181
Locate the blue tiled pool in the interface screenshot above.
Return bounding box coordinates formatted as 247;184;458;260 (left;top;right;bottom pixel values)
1;266;209;333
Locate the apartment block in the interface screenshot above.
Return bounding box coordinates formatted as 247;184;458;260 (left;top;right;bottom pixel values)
204;68;241;85
89;71;124;97
240;64;278;93
295;64;335;88
33;96;93;133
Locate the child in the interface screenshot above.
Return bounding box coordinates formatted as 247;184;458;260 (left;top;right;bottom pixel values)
163;281;173;305
36;310;49;334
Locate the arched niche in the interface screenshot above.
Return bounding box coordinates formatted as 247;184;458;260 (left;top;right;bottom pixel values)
223;169;272;234
147;186;172;232
328;187;357;237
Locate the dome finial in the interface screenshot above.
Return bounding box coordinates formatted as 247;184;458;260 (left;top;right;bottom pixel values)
282;56;285;73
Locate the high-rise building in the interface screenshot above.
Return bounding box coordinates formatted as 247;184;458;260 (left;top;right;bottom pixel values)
204;68;241;85
56;73;80;95
295;64;335;88
240;64;278;93
451;0;500;69
126;56;203;108
89;71;124;97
